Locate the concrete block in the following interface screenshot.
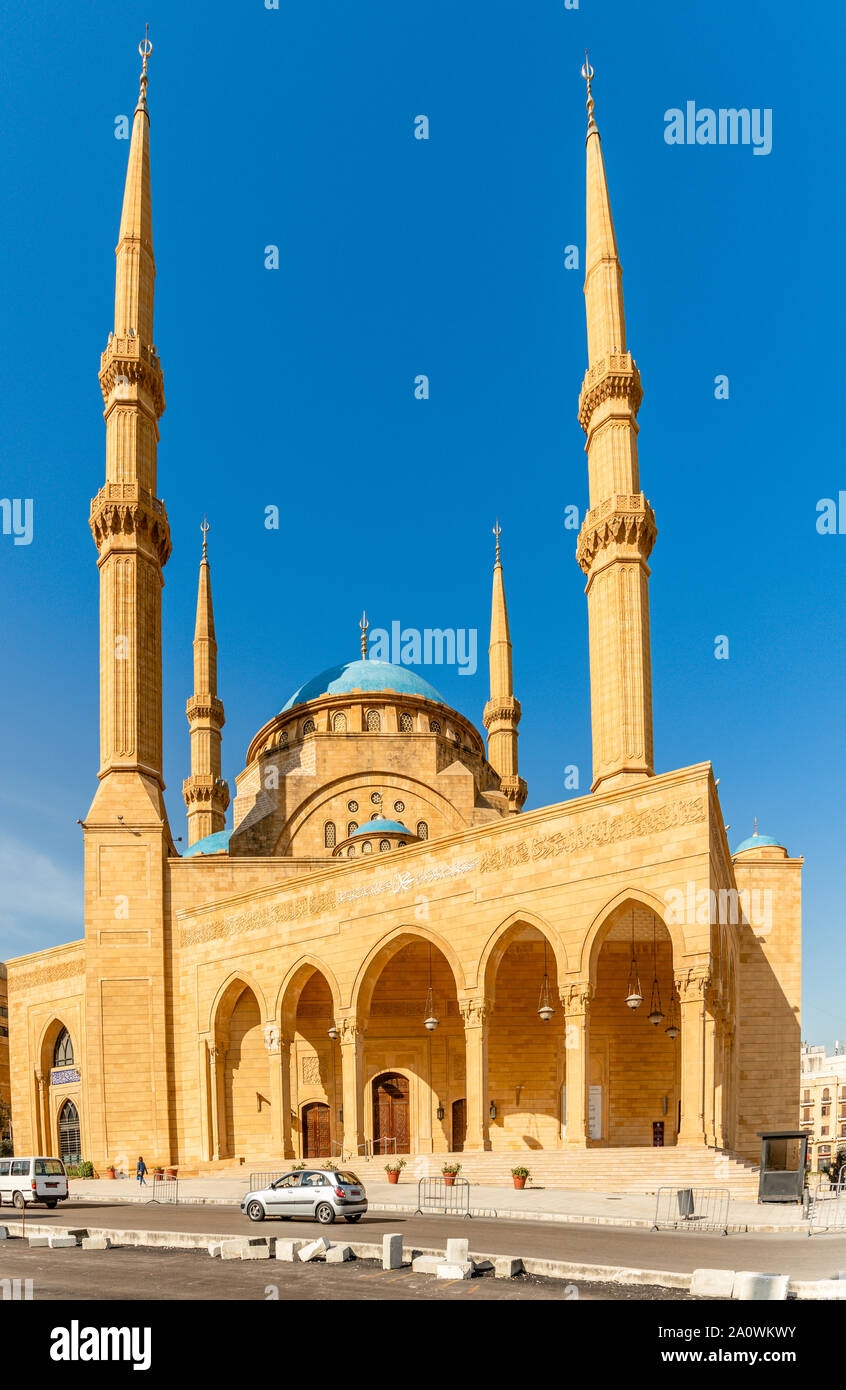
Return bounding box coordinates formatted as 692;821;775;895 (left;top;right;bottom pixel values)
732;1271;789;1301
27;1236;50;1248
792;1280;846;1301
446;1237;470;1263
382;1233;403;1270
48;1235;78;1249
275;1240;308;1262
436;1261;474;1281
0;1227;9;1240
494;1256;524;1279
220;1240;249;1261
207;1242;223;1259
326;1244;353;1263
241;1243;270;1261
411;1255;442;1276
81;1237;112;1251
690;1268;735;1298
298;1237;331;1263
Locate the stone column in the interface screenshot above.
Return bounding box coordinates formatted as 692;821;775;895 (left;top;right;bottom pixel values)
676;968;709;1147
461;998;491;1151
339;1018;365;1159
209;1045;226;1161
264;1022;294;1160
722;1021;736;1150
703;989;717;1148
561;983;592;1147
35;1071;48;1154
198;1039;212;1161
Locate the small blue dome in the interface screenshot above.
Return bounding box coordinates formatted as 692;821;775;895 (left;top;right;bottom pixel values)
733;831;783;856
351;819;413;837
183;829;232;857
281;659;444;712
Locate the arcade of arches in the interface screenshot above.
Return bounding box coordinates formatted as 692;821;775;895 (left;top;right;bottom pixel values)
191;904;739;1161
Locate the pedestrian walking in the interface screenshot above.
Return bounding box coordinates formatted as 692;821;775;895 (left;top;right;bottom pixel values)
137;1155;147;1187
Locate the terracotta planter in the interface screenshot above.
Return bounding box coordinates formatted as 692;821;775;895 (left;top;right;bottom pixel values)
387;1170;399;1184
105;1169;116;1180
166;1168;177;1179
512;1175;527;1190
443;1174;456;1187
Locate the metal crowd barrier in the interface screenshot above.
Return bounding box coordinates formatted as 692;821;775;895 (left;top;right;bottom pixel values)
652;1186;730;1234
808;1186;846;1236
146;1174;179;1205
414;1176;472;1219
248;1171;287;1191
360;1138;398;1157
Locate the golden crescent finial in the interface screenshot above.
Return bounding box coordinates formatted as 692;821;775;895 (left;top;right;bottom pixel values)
137;26;152;108
492;518;502;564
359;610;369;660
581;49;597;133
201;516;209;560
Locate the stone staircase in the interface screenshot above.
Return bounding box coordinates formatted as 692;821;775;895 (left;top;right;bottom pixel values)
193;1146;760;1199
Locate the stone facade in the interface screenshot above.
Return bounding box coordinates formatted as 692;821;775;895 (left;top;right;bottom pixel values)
0;964;10;1145
800;1047;846;1172
4;51;802;1172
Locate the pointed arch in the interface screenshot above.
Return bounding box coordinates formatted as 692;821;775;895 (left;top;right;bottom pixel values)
476;909;567;1001
275;954;343;1036
37;1016;75;1079
350;924;466;1020
207;969;270;1036
580;887;685;980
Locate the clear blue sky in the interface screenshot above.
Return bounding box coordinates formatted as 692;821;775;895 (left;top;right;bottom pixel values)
0;1;843;1048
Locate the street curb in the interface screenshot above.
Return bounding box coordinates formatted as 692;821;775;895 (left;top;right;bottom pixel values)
6;1220;842;1297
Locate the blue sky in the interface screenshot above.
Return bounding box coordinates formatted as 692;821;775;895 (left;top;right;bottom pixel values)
0;1;843;1048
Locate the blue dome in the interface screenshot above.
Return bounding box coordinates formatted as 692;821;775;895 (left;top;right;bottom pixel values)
733;831;783;856
183;829;232;858
351;819;413;837
281;659;444;712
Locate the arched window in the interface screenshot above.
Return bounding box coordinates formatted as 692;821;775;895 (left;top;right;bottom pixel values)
417;821;429;841
53;1028;74;1069
347;821;358;836
58;1100;81;1165
279;730;288;747
379;839;391;852
366;710;381;732
370;813;380;821
361;841;373;855
324;822;336;849
302;718;315;735
430;719;441;733
399;712;413;733
347;845;355;857
332;712;347;732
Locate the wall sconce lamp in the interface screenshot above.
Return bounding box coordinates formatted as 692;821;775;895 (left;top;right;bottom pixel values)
489;1101;497;1121
436;1103;445;1122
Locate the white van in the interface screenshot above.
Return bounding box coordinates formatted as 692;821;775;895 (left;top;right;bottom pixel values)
0;1157;69;1208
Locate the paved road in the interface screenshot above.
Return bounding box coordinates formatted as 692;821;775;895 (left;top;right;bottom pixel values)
9;1200;846;1280
0;1242;678;1301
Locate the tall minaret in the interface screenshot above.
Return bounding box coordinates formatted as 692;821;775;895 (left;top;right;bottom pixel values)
88;33;171;806
575;57;657;793
182;521;229;844
483;522;527;812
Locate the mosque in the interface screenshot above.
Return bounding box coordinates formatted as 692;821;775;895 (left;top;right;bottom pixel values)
5;44;801;1181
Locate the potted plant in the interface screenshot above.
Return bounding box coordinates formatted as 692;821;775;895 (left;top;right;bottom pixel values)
385;1158;406;1184
511;1166;531;1190
166;1166;177;1179
442;1162;462;1187
105;1164;116;1180
153;1165;164;1179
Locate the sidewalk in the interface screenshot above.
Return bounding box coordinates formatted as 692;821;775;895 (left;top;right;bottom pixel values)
67;1177;810;1233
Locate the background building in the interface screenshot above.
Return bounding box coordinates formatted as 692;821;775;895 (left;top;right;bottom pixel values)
800;1043;846;1172
0;964;11;1151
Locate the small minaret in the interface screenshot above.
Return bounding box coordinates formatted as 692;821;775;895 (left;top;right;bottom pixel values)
575;55;656;792
483;522;527;813
182;520;229;845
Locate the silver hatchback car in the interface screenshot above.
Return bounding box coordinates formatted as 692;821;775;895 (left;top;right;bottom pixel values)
241;1168;368;1225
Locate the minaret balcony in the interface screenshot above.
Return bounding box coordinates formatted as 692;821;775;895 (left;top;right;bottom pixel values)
578;351;642;432
89;483;171;567
99;334;165;417
576;492;657;576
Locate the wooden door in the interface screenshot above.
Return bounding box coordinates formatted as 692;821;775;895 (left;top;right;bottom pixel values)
451;1099;466;1153
372;1073;410;1153
302;1102;331;1158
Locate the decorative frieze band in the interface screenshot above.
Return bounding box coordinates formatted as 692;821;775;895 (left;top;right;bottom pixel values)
479;794;707;875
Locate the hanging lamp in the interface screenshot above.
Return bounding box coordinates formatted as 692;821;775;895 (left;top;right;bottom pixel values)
647;914;664;1025
665;989;680;1039
537;939;555;1021
423;944;439;1031
625;909;643;1010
